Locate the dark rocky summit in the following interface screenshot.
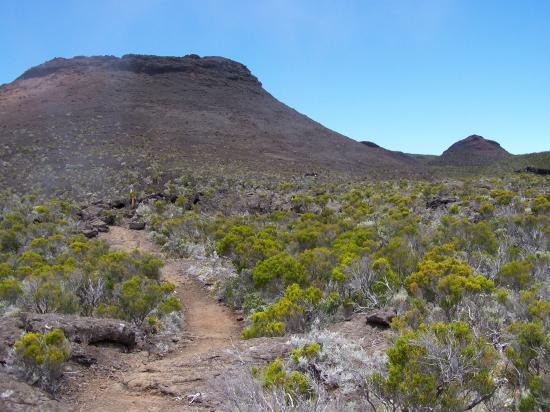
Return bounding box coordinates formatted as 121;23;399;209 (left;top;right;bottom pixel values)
360;141;381;148
17;54;260;84
437;134;511;166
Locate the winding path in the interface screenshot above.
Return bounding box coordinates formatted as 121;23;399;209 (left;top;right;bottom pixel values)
70;226;241;411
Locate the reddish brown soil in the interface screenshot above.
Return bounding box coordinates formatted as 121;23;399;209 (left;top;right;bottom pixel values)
68;226;240;411
0;55;418;197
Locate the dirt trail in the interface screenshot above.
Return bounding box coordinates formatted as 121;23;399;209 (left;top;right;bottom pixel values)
70;226;241;411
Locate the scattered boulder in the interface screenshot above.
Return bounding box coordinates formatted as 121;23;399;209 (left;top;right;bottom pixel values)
366;310;396;328
245;190;273;213
78;204;112;235
89;218;108;232
81;228;98;238
515;166;550;176
129;221;146;230
426;197;459;209
101;213;116;225
0;316;24;365
22;313;138;349
69;343;97;366
139;192;178;203
110;199;127;209
0;373;68;411
78;205;103;220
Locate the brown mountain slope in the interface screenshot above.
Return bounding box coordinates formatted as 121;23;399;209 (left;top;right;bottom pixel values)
359;141;422;167
0;54;417;197
436;134;511;166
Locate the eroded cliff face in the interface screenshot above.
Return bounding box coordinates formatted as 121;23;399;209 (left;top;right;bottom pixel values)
16;54;261;84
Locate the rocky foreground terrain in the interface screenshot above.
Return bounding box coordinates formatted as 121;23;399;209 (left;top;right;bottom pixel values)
0;224;390;411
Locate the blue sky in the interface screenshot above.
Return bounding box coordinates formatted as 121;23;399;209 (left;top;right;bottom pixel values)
1;0;549;154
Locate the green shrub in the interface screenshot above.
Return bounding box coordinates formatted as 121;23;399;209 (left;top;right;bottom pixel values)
377;236;418;279
449;204;460;214
531;195;550;214
21;275;80;314
252;253;307;289
490;189;515;206
117;276;179;326
217;225;283;270
498;260;533;290
0;229;20;253
14;328;70;392
0;278;21;303
261;358;313;399
406;244;494;317
242;292;266;315
372;321;497;410
135;254;163;280
291;342;320;364
298;247;335;285
505;321;549;410
242;284;322;339
464;221;498;255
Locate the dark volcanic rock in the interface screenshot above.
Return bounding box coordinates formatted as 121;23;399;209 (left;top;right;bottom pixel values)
81;228;98;238
366;310;396;328
79;205;103;220
0;373;68;412
0;316;24;365
17;54;260;84
69;343;97;366
427;196;459;209
360;141;380;148
110;199;128;209
89;218;108;232
129;221;146;230
22;313;138;348
516;166;550;176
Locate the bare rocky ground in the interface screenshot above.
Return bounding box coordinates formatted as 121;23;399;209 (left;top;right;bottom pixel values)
60;226;242;411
